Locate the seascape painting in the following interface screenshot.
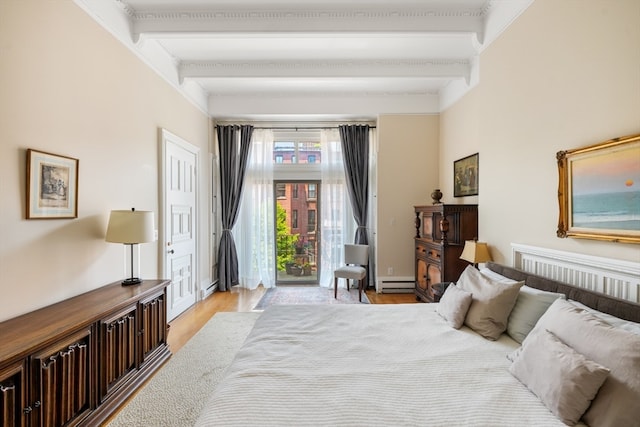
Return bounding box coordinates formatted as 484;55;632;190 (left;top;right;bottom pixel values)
570;143;640;232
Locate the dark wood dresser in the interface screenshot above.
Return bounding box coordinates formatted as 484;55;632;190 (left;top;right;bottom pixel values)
414;204;478;302
0;279;171;426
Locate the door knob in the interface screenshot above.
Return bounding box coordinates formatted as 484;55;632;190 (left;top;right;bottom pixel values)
168;249;174;254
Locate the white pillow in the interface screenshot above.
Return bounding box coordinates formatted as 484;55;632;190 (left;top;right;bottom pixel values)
479;267;520;284
507;286;565;343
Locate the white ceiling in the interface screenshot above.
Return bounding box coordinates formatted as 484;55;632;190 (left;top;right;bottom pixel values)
74;0;533;121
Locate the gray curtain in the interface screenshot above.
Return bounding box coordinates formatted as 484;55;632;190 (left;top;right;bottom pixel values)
339;124;372;287
339;124;370;246
217;125;253;291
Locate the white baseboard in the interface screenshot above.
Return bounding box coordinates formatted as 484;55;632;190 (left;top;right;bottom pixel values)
376;276;415;294
200;279;218;300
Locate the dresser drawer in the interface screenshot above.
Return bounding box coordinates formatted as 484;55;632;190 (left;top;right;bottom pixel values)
416;241;441;262
425;247;441;263
415;241;428;258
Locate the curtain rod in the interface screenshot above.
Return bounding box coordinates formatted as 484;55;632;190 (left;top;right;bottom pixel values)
214;125;376;130
262;126;375;130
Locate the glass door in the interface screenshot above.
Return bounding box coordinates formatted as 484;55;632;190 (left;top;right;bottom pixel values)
275;181;320;284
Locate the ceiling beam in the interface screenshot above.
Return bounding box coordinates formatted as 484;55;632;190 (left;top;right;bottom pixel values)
179;59;471;83
131;6;486;44
208;91;441;119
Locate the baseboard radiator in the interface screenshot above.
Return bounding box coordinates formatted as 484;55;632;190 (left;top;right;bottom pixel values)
201;279;219;299
376;276;415;294
511;243;640;303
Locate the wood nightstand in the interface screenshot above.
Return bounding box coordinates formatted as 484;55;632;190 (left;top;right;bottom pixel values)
432;282;452;302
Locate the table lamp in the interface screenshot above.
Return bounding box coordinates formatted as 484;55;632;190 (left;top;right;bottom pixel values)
460;240;492;268
106;208;155;285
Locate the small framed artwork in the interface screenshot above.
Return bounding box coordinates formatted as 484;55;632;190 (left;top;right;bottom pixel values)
27;149;79;219
557;133;640;244
454;153;479;197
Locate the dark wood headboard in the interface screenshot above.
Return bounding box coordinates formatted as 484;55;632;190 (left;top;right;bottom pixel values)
486;262;640;323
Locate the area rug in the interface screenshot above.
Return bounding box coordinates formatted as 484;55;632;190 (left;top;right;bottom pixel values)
254;286;370;310
106;312;261;427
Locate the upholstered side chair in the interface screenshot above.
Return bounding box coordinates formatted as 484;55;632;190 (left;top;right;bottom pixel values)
334;244;369;302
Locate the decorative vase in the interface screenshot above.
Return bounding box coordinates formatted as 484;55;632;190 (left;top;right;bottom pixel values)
431;189;443;204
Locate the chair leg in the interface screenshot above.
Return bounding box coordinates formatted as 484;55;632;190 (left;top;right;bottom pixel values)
334;277;338;299
358;278;363;302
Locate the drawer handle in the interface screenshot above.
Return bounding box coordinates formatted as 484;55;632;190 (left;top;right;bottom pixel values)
23;401;40;414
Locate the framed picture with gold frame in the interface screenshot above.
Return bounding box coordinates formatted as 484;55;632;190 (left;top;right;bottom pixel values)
27;149;79;219
556;133;640;243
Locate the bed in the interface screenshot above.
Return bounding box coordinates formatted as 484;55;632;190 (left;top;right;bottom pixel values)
196;262;640;427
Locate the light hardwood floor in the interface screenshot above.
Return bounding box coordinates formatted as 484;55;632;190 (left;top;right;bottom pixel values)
168;286;418;353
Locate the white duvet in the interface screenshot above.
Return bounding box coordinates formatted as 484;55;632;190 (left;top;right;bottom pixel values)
196;303;567;426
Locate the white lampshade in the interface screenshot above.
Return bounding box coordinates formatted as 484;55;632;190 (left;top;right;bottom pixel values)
106;209;155;244
460;240;492;264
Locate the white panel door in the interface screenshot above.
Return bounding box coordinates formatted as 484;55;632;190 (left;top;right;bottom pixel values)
162;130;199;321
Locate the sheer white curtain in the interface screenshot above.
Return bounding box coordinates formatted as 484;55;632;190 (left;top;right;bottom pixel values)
319;129;356;288
367;128;378;288
233;127;369;290
234;129;276;289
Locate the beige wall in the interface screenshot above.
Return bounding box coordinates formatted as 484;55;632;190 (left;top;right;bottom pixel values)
440;0;640;264
376;115;439;278
1;1;637;322
0;1;210;321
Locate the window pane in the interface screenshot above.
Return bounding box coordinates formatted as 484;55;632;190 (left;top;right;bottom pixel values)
308;209;316;232
308;183;316;199
300;142;321;164
274;141;295;163
273;140;321;165
275;180;320;285
276;183;286;198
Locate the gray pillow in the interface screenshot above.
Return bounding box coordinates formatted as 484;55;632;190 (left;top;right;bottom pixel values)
511;299;640;427
479;268;566;342
569;300;640;335
436;284;472;329
507;286;565;343
510;329;609;426
457;266;524;340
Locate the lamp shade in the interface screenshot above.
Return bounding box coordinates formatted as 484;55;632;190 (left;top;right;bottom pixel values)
460;241;492;264
106;209;155;244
